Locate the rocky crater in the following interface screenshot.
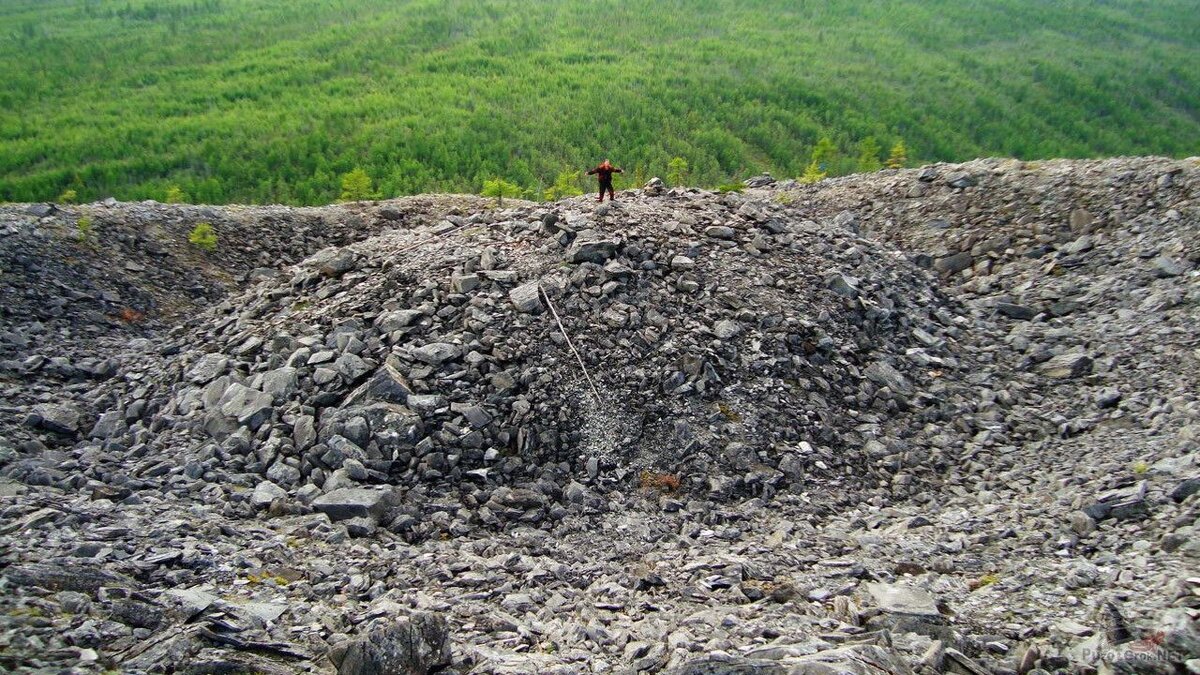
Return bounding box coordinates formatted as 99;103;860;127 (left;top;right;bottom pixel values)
1;158;1197;674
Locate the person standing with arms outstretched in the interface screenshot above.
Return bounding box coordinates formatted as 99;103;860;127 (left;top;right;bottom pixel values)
587;159;622;202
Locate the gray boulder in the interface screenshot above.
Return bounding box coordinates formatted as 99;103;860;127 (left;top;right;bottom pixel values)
995;302;1037;320
945;171;977;188
310;247;357;277
705;225;736;240
933;252;973;275
260;367;299;403
344;363;413;406
825;273;860;299
713;319;742;340
743;173;775;188
251;481;287;508
88;411;127;439
864;361;915;396
335;353;372;382
509;282;542;314
1153;256;1185;278
668;645;912;675
329;612;451;675
1038;353;1093;379
567;237;621;264
411;342;461;366
671;255;696;271
217;383;274;430
375;310;424;332
186;353;228;384
312;488;393;522
26;403;82;435
864;582;940;618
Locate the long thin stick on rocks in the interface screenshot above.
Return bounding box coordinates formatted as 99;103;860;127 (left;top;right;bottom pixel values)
538;285;603;405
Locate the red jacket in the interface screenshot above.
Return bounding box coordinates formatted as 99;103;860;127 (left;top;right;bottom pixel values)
587;163;623;182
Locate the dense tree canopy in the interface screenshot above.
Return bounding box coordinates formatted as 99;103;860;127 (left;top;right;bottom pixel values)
1;0;1197;205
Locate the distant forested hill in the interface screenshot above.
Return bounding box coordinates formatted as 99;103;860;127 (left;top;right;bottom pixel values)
1;0;1198;204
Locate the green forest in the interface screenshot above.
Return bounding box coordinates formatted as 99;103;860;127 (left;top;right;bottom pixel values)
1;0;1198;205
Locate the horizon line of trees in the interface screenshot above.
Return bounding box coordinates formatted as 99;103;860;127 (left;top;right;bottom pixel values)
42;136;914;206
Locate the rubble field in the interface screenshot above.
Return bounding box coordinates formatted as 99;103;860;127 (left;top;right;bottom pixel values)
1;158;1197;674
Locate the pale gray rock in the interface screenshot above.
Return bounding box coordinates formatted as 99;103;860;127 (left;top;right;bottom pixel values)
26;403;82;434
311;247;357;277
864;582;940;618
933;252;973;274
825;273;860;299
218;383;274;429
945;171;977;188
411;342;461;365
671;255;695;271
509;282;542;313
312;488;393;521
251;481;287;507
864;361;915;396
713;319;741;340
1038;353;1093;379
88;411;127;439
335;353;371;382
260;367;299;403
704;225;736;240
376;310;424;332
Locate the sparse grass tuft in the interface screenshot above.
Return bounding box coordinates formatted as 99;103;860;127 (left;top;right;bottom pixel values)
717;401;742;423
76;216;95;244
245;572;289;586
1131;460;1149;475
970;573;1001;590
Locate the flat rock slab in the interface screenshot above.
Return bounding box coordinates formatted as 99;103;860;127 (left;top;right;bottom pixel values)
1038;353;1093;379
934;252;973;274
996;302;1037;320
4;562;133;593
826;273;860;299
669;644;913;675
411;342;461;365
509;281;542;313
864;361;915;396
162;587;221;620
312;488;393;522
26;402;82;434
864;582;940;618
375;309;424;332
